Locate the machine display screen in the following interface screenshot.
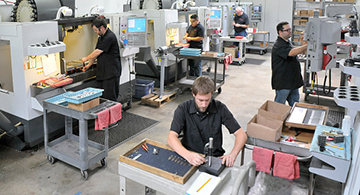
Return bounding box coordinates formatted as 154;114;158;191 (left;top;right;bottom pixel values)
210;10;221;19
252;6;261;12
128;18;146;33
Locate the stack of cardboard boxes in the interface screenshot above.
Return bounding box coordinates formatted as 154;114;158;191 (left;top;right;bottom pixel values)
247;100;291;142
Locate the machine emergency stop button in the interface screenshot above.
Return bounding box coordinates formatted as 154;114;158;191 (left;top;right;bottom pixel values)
122;29;126;33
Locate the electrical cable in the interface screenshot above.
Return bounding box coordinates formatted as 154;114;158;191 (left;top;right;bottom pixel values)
316;73;319;105
322;69;331;95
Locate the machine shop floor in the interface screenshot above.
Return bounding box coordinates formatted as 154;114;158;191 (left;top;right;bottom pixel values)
0;51;343;195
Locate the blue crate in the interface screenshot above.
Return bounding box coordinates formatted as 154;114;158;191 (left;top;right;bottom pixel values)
134;79;155;99
44;92;72;106
64;87;104;104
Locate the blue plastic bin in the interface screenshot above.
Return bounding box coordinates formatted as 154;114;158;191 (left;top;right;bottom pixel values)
134;79;155;99
44;92;72;106
64;87;104;104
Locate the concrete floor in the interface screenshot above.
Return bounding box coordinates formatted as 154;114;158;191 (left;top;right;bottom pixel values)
0;51;344;195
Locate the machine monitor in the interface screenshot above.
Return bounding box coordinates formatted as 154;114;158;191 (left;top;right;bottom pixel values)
127;18;146;33
250;5;262;22
120;16;147;47
210;9;221;19
209;9;222;29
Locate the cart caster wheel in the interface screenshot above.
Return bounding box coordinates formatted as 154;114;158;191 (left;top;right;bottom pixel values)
260;51;264;55
100;158;107;168
81;170;88;180
217;87;222;94
178;88;184;95
206;67;211;72
239;61;243;66
47;155;55;164
264;49;267;53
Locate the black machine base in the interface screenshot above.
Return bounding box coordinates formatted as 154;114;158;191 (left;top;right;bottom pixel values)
199;156;225;176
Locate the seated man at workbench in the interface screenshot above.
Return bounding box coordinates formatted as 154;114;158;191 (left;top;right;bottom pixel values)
167;76;247;167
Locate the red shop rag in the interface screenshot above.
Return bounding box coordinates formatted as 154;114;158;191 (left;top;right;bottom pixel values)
224;54;233;70
273;152;300;180
95;109;110;130
252;146;274;174
109;103;122;124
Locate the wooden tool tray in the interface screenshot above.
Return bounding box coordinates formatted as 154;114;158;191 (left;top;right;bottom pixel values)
119;139;197;184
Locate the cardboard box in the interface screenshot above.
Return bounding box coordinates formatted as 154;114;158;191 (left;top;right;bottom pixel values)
300;10;308;16
346;0;355;2
260;42;268;48
247;114;283;142
68;97;99;111
293;19;301;25
224;47;238;58
201;51;218;57
258;100;291;121
294;10;301;16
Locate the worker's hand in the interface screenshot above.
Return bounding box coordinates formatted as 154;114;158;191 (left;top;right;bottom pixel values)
182;36;187;40
235;23;241;28
81;57;87;63
82;64;90;72
185;152;206;166
186;37;192;42
219;154;237;167
233;22;236;26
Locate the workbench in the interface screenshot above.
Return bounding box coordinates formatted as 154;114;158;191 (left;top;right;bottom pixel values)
246;31;270;55
43;97;118;180
118;161;251;195
219;36;252;65
308;125;351;195
174;54;226;93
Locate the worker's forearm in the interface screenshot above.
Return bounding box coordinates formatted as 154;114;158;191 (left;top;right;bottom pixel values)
229;129;247;158
289;44;307;56
189;37;204;42
167;132;191;158
85;49;103;61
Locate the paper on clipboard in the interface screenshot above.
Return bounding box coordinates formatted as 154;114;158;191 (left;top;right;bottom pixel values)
186;172;221;195
41;54;57;76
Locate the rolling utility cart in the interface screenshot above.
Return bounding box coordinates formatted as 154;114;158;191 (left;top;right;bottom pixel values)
43;89;119;180
246;31;270;55
175;52;227;94
219;35;252;65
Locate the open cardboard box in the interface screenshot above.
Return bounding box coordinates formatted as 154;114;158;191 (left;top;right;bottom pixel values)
247;114;283;142
258;100;291;121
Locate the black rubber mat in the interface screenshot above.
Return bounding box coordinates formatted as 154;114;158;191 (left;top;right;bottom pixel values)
326;110;345;128
244;58;266;65
74;112;159;150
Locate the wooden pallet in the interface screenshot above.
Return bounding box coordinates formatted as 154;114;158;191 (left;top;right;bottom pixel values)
141;90;177;108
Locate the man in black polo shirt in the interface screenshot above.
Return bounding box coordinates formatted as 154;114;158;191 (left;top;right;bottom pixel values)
168;76;247;167
183;14;205;77
271;21;307;107
82;16;121;102
233;7;249;57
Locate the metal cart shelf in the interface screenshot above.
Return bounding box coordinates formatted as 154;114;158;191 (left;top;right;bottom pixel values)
246;31;270;55
43;98;118;180
219;36;252;65
175;54;226;94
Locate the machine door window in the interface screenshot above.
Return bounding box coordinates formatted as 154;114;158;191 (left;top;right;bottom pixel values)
0;40;13;92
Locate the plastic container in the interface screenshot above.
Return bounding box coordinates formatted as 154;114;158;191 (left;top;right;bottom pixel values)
64;87;104;104
44;92;72;106
341;115;351;136
134;79;155;99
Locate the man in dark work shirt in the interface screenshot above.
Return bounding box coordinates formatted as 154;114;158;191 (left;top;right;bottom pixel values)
233;7;249;57
82;16;121;102
271;21;307;106
183;14;205;77
168;76;247;167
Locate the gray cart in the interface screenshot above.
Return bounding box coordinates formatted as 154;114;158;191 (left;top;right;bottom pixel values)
43;98;117;180
175;54;226;94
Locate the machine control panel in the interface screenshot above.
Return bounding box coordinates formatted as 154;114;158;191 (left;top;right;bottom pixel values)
250;5;262;23
120;16;147;47
209;9;222;29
